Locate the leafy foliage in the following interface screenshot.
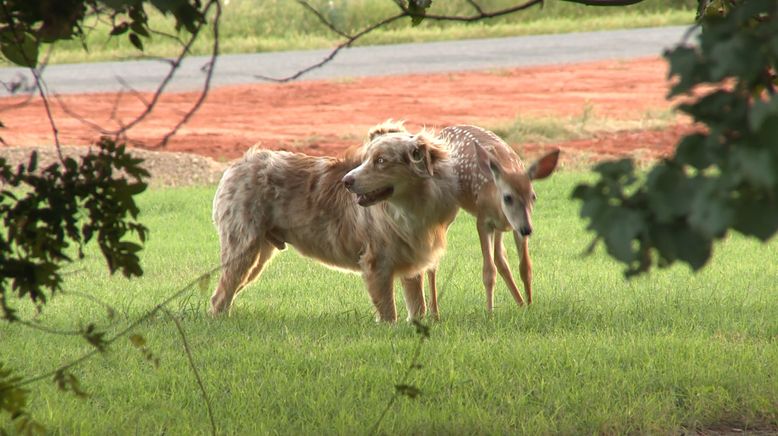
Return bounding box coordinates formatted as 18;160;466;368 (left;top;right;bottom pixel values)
0;137;149;321
0;0;207;67
0;363;42;434
405;0;433;26
573;0;778;275
0;0;210;429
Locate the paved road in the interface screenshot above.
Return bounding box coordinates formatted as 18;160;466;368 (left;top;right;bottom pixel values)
0;26;690;96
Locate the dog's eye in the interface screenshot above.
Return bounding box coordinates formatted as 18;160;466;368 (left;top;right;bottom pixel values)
376;157;385;165
503;194;513;205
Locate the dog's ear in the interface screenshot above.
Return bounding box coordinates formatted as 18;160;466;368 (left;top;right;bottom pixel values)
368;120;407;141
409;134;441;177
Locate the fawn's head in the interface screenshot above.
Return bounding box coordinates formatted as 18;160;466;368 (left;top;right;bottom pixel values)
475;144;560;236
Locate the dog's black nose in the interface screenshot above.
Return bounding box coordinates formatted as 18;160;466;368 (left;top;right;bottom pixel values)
342;174;355;189
520;226;532;237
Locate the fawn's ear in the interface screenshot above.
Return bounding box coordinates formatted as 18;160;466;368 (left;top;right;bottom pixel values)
528;149;560;180
409;134;439;177
368;120;407;141
474;141;501;182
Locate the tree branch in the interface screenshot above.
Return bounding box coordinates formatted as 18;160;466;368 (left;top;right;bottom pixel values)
162;308;217;436
397;0;544;22
0;2;64;162
105;0;220;138
4;266;222;392
560;0;645;5
297;0;351;38
154;0;222;148
256;11;406;83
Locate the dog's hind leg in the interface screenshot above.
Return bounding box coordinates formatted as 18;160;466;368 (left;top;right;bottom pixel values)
240;242;277;291
210;238;265;315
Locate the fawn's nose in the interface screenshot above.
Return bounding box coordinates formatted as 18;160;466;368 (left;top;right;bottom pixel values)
342;174;355;190
519;226;532;237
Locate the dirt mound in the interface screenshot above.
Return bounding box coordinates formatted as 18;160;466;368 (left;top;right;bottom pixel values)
0;145;226;188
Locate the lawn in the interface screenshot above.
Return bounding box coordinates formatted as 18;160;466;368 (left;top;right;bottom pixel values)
33;0;697;65
1;171;776;434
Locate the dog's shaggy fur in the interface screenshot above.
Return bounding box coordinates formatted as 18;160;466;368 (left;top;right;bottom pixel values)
209;127;459;322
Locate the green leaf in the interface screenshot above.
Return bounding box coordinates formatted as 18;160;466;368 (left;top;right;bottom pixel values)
0;30;39;68
649;223;681;265
601;206;645;263
731;145;775;188
197;273;211;294
110;22;130;36
709;34;760;81
54;369;88;398
130;334;146;347
130;21;151;38
673;226;712;271
664;46;702;96
593;158;634;179
395;384;422;399
412;320;430;339
129;32;144;51
675;133;712;169
749;98;778;132
408;0;432;26
27;151;38;173
688;181;733;238
645;163;693;221
733;193;778;241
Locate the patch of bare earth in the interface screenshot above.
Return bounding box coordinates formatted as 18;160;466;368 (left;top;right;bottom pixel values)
1;56;692;186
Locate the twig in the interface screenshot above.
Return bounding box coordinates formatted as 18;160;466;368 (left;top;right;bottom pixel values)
106;0;220;138
680;22;701;45
0;3;64;162
297;0;351;38
255;12;406;82
560;0;644;5
259;0;548;83
14;319;83;336
465;0;486;14
369;264;456;434
162;308;217;436
116;76;150;107
52;93;113;135
398;0;544;22
154;0;222;148
5;265;221;391
370;322;429;436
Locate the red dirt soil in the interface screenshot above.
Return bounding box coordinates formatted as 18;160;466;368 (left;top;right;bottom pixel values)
0;56;693;162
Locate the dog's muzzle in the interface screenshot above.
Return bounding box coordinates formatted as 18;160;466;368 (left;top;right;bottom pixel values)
342;174;393;207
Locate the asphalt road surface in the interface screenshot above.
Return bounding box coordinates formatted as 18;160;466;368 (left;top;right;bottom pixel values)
0;26;691;96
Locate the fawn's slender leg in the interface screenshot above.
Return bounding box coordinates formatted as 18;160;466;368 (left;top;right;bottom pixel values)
513;231;533;304
477;216;497;312
494;231;525;306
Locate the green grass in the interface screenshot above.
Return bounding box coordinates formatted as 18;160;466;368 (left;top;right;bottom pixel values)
2;171;777;434
487;107;678;146
34;1;696;65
